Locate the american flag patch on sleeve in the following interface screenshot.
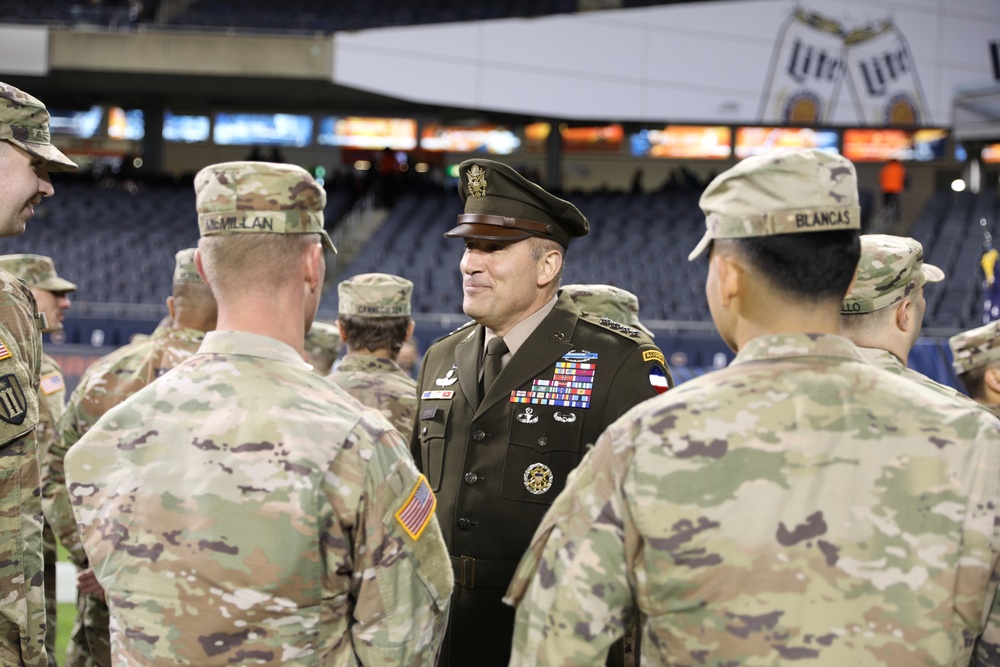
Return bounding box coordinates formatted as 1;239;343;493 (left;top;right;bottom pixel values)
395;475;436;540
0;338;11;361
40;372;64;396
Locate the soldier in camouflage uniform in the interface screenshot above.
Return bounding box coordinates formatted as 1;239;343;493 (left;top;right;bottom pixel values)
329;272;418;436
951;321;1000;417
562;284;654;338
0;82;76;667
0;254;76;667
302;320;342;375
506;149;1000;666
839;234;982;406
66;161;452;666
53;248;216;667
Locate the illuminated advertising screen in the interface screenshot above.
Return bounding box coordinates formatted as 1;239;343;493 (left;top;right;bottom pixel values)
982;144;1000;163
317;117;417;150
735;127;838;158
420;124;520;154
163;111;210;143
842;128;948;161
525;123;624;152
48;106;102;138
107;107;144;141
213;113;313;147
629;126;731;159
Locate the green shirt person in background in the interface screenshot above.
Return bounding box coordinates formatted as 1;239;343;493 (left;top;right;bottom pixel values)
507;149;1000;666
66;161;452;666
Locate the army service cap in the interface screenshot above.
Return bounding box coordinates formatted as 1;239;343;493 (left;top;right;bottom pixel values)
172;248;204;284
445;159;589;248
563;283;654;337
0;254;76;293
304;321;343;363
689;148;860;261
0;83;77;171
338;272;413;318
949;321;1000;375
842;234;943;314
195;161;335;254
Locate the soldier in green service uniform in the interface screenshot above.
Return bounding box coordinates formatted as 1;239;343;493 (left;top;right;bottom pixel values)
0;81;77;667
950;320;1000;417
302;320;342;375
506;149;1000;666
66;162;452;666
410;159;672;666
53;248;216;667
0;254;76;667
839;234;985;407
329;272;418;436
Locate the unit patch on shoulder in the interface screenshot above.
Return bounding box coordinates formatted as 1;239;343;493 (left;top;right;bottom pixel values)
0;373;27;425
395;475;436;540
40;372;64;396
649;366;670;395
643;350;665;365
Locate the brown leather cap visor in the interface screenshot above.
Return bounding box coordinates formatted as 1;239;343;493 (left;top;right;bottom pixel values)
443;214;570;246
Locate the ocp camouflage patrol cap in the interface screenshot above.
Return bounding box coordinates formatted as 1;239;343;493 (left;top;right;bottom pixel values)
689;148;860;261
304;321;342;364
0;253;76;293
338;272;413;318
842;234;943;314
0;82;77;171
172;248;204;284
194;161;335;253
562;283;654;337
949;321;1000;375
445;159;589;248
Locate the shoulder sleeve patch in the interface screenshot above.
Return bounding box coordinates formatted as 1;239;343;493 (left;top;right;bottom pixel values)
395;475;437;540
643;350;665;365
0;338;12;361
40;372;65;396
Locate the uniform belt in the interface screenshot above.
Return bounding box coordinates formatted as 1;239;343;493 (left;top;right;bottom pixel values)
451;555;519;589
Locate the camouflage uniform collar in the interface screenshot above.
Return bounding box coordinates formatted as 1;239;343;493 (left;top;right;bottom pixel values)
856;345;906;373
200;331;310;367
152;326;207;345
336;353;408;375
733;333;866;366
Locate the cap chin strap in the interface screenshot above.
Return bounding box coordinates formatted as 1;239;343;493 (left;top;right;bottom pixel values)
456;213;569;247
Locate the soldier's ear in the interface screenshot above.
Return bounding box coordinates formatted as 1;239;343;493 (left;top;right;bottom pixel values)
985;366;1000;395
536;247;563;288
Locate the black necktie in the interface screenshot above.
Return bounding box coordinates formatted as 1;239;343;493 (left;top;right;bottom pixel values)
481;337;508;396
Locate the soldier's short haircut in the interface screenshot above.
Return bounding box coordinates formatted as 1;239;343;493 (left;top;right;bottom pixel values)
339;314;410;354
839;304;896;335
198;233;319;296
722;229;861;301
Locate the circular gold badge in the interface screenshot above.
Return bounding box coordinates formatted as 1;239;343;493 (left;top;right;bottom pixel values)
523;463;553;495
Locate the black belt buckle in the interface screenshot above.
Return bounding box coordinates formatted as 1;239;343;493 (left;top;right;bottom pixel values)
458;555;476;588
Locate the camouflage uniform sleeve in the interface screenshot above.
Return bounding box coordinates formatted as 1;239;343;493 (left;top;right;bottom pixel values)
506;424;637;666
47;389;88;567
975;579;1000;666
343;415;453;666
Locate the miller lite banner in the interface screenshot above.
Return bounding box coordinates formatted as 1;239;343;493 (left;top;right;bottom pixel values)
333;0;998;126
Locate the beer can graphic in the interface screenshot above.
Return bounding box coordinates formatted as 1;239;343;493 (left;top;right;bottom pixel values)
758;9;847;125
844;19;931;125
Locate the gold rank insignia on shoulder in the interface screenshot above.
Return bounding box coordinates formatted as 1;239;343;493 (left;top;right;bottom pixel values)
467;164;487;198
524;462;553;495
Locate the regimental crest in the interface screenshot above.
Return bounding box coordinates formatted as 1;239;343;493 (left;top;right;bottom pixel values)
467;164;487;198
0;373;26;425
